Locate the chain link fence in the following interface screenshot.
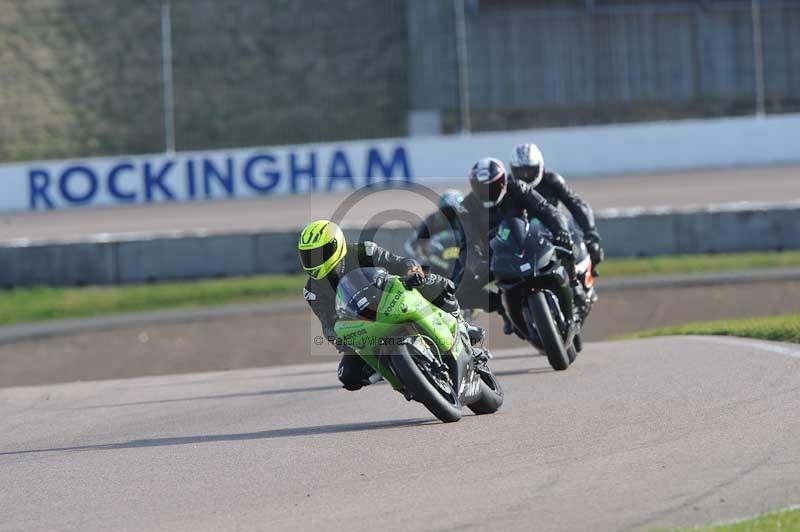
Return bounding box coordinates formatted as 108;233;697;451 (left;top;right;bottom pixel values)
0;0;797;163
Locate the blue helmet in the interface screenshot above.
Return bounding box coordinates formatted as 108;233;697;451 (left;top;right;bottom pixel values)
439;189;464;213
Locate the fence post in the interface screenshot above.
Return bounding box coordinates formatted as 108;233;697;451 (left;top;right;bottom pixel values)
160;0;177;152
454;0;472;134
751;0;766;116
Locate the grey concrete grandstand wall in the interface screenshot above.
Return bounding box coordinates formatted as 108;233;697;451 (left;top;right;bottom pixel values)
1;203;798;288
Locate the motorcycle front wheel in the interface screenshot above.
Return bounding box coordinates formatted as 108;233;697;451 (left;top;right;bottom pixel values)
391;344;462;423
527;292;570;371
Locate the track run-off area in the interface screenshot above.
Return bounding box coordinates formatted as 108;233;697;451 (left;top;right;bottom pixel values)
2;336;799;532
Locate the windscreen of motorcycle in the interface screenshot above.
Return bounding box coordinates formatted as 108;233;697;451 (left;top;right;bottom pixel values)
335;267;388;321
490;217;554;281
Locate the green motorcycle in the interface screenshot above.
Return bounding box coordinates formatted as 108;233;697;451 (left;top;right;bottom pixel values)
333;267;504;423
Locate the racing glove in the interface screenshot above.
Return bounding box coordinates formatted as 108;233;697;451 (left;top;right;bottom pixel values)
552;230;574;252
584;229;605;270
552;230;577;284
403;265;425;288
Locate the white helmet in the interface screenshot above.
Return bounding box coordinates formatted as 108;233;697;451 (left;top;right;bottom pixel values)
510;143;544;187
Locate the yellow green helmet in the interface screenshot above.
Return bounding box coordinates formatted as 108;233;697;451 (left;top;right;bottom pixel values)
298;220;347;280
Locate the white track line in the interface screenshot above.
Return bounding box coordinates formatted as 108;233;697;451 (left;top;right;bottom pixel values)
683;335;800;360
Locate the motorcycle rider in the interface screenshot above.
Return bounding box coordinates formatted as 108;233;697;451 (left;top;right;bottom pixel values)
410;189;465;256
407;189;466;278
299;219;484;391
509;143;604;270
459;157;577;336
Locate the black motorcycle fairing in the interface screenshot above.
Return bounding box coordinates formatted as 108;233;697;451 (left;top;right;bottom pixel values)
501;285;539;345
490;218;559;286
489;216;577;351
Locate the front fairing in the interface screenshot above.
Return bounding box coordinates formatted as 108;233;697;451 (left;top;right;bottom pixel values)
377;278;460;356
490;217;556;285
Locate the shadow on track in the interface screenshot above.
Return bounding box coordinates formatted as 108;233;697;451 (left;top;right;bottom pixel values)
81;383;351;409
493;367;554;377
0;418;434;457
136;367;337;389
492;353;540;362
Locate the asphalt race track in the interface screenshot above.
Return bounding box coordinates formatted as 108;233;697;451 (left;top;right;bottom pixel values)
2;164;799;241
2;336;799;532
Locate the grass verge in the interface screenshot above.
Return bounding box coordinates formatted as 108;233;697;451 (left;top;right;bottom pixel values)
619;314;800;344
1;251;800;327
0;274;305;326
668;506;800;531
599;250;800;278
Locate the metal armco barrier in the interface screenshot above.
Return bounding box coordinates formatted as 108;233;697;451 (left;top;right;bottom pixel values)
1;202;798;287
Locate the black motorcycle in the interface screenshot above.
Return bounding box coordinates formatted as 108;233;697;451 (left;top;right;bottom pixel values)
489;217;597;371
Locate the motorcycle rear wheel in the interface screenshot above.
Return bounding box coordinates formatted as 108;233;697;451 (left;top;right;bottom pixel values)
467;367;504;415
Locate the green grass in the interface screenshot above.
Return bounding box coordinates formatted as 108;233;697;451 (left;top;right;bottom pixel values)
1;250;800;327
0;274;306;326
620;314;800;344
599;250;800;278
667;506;800;531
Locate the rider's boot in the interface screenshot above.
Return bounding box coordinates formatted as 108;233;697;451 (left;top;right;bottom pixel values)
338;353;380;391
472;346;492;365
450;307;485;346
572;284;589;321
558;278;578;333
488;291;514;335
466;323;485;346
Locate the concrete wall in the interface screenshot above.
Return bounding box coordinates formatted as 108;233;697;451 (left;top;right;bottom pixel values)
3;113;800;213
597;202;800;257
1;202;798;288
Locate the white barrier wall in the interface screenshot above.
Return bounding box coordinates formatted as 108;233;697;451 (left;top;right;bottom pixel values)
1;114;799;213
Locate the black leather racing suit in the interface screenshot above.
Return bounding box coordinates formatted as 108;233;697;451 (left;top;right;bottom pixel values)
533;171;596;236
520;170;603;266
303;241;458;390
456;178;576;323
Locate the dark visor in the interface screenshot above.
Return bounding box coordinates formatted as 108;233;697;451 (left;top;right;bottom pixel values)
476;177;505;204
514;165;540;181
300;239;338;269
